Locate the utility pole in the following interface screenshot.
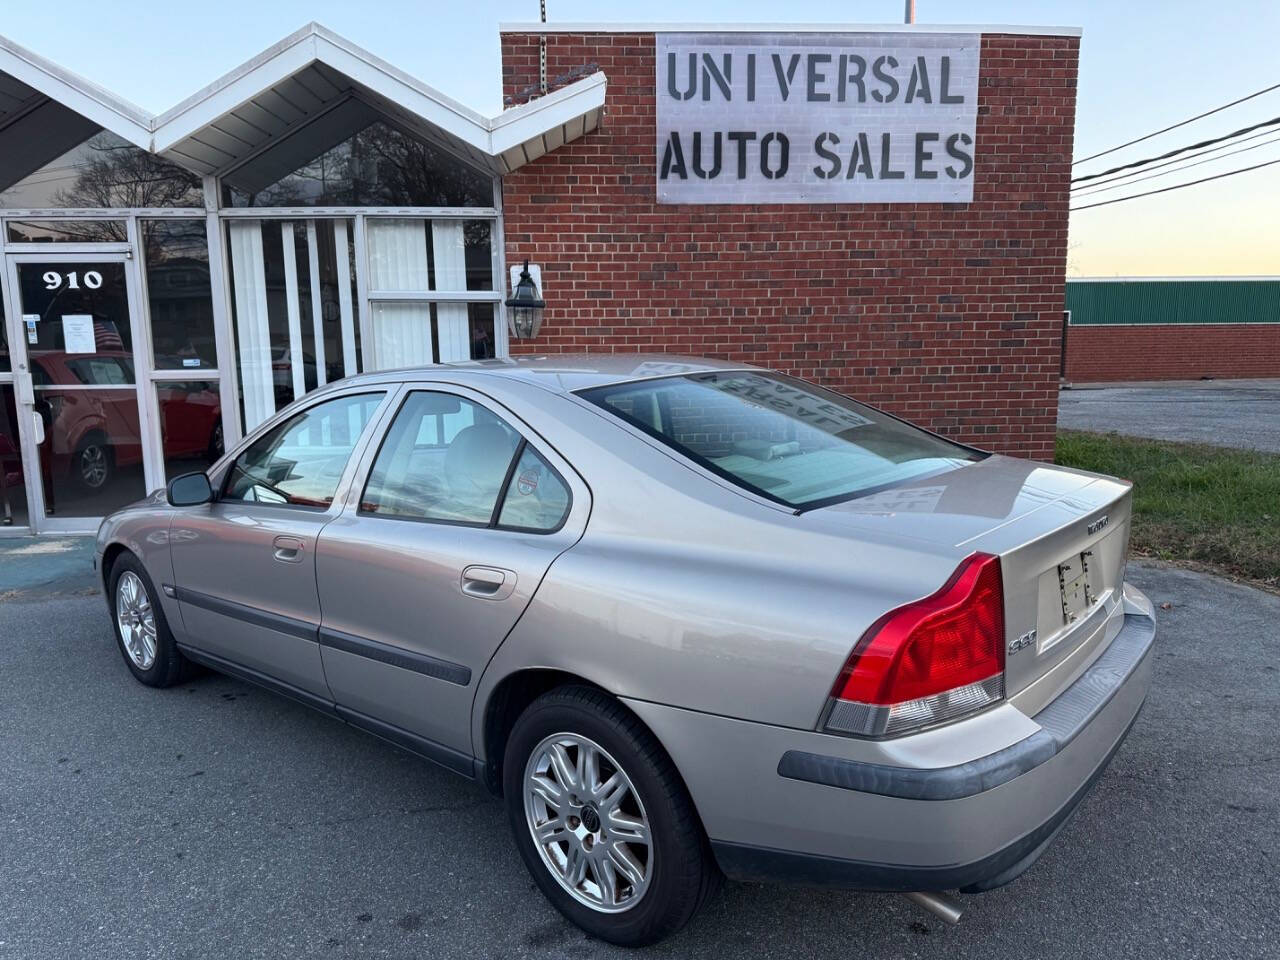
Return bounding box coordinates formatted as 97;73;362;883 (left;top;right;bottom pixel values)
905;0;915;24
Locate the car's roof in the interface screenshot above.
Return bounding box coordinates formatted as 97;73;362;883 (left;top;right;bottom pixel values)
342;353;762;394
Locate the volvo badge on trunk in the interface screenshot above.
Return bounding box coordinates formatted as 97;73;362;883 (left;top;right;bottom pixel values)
1087;515;1109;535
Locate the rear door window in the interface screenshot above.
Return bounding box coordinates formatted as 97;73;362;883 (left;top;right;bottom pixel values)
580;371;982;510
360;390;571;531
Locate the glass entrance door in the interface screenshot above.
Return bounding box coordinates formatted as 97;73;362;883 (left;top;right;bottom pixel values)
5;255;152;530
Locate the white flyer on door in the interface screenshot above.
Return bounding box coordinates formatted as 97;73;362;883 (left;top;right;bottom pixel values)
62;314;96;353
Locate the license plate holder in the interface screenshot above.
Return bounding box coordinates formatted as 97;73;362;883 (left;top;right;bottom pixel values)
1058;552;1096;624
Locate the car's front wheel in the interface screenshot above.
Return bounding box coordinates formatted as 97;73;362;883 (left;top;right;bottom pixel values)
503;685;721;946
108;552;191;687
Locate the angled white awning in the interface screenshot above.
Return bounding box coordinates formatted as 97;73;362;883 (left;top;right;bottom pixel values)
149;23;606;178
0;22;605;187
0;33;155;191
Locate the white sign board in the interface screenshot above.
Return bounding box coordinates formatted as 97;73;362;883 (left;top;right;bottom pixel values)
656;32;980;204
62;314;97;354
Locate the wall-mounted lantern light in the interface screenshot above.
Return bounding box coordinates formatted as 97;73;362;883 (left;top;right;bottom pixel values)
505;260;545;340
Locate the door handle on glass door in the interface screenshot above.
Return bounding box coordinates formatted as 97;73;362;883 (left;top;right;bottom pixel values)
461;565;517;601
273;535;305;563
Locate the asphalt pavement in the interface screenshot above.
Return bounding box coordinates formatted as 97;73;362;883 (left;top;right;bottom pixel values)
1;562;1276;960
1058;379;1280;452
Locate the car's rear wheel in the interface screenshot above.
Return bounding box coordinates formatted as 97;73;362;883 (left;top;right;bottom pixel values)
108;552;190;687
503;685;720;946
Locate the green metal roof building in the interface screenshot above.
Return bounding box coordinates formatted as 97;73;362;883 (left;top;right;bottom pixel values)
1066;277;1280;326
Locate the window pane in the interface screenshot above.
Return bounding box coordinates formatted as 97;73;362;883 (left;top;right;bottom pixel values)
7;220;127;243
143;220;217;370
221;113;494;208
360;391;519;524
498;446;570;531
581;372;982;509
18;262;135;380
464;221;493;291
223;392;384;508
226;218;359;433
0;385;29;527
369;302;435;370
468;303;497;360
0;130;202;209
366;219;494;294
157;381;222;480
34;387;147;517
367;219;433;291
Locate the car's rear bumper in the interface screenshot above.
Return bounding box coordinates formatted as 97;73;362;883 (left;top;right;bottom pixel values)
624;584;1156;892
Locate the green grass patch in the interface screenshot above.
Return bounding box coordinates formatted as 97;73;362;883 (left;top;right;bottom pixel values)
1055;430;1280;586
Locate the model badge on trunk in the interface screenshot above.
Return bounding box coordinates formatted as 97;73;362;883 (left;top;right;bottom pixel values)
1008;629;1036;656
1087;515;1109;535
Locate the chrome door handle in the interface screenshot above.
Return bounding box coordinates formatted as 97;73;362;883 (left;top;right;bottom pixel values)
273;535;305;563
461;565;516;601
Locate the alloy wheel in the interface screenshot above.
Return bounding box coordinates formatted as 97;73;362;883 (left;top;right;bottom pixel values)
80;444;108;488
522;732;654;914
115;571;157;670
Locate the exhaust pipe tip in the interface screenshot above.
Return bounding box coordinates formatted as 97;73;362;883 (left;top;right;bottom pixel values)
904;891;964;925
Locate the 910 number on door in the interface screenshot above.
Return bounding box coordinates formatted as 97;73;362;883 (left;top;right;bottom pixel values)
42;270;103;290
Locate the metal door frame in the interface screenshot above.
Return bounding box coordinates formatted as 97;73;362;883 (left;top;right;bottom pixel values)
2;250;158;535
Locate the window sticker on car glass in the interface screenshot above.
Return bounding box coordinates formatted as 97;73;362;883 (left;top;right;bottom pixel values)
516;466;540;496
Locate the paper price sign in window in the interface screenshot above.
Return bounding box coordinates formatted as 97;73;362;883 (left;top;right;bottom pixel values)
62;314;97;354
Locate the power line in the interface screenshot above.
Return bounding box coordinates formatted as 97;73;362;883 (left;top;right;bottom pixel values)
1073;80;1280;166
1070;155;1280;211
1072;113;1280;184
1071;130;1280;198
1070;124;1280;192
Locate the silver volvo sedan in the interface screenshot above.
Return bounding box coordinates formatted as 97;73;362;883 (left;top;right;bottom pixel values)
95;356;1155;946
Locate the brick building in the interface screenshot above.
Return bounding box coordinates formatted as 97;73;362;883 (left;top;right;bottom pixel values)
0;20;1078;534
500;24;1081;462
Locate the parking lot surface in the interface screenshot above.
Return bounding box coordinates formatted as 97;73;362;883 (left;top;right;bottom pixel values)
1058;379;1280;452
1;562;1276;960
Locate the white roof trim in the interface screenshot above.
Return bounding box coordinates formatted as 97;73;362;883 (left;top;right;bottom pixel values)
0;22;606;175
0;32;152;146
149;23;605;172
500;21;1083;37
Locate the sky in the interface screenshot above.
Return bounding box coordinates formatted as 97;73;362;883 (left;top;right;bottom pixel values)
3;0;1279;276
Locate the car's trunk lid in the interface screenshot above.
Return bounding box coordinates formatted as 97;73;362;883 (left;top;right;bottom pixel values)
800;455;1133;702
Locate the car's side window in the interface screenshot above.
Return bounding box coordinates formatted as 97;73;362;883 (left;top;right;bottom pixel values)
360;390;571;532
222;392;385;508
497;445;571;532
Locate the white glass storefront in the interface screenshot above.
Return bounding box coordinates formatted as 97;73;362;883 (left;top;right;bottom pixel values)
0;20;606;535
0;85;508;533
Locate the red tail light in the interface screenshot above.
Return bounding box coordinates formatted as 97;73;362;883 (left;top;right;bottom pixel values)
825;553;1006;738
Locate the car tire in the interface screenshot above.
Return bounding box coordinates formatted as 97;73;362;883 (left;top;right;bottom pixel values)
107;552;191;688
206;420;224;461
503;684;721;946
74;434;113;491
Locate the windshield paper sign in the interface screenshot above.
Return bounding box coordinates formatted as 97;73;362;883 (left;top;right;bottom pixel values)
656;32;979;204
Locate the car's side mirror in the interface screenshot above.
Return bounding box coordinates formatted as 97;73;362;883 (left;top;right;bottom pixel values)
167;471;214;507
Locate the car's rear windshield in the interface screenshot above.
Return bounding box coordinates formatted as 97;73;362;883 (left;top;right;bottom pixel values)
579;371;983;510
